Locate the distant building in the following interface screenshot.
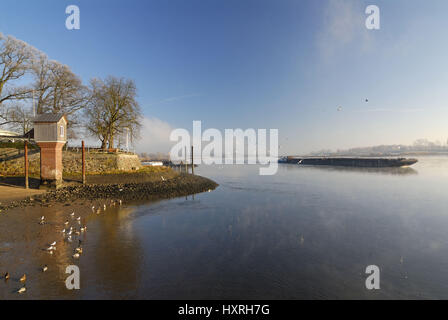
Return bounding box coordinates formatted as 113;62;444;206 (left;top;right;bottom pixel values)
0;129;20;137
142;161;164;167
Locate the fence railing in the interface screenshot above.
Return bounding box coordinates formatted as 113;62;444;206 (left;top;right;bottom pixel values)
0;148;39;162
65;146;136;155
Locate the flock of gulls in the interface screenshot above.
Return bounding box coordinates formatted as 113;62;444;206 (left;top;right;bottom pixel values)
2;198;123;295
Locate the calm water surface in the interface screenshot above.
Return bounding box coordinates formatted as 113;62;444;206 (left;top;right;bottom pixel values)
18;156;448;299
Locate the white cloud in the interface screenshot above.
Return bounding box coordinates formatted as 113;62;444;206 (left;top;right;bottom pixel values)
133;117;175;154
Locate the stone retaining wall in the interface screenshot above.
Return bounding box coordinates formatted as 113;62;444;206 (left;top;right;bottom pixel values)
0;150;142;176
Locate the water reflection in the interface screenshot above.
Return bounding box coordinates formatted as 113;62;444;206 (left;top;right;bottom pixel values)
282;164;418;176
3;156;448;299
79;206;144;299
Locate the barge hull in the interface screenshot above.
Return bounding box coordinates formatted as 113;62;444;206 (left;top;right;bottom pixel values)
282;157;418;168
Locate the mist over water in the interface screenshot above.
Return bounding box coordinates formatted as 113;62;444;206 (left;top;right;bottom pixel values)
7;156;448;299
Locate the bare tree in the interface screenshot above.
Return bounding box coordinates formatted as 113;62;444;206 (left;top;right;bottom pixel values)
0;33;37;126
85;76;142;149
31;54;88;138
6;103;34;135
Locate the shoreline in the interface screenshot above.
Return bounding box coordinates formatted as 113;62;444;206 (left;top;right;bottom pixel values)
0;172;219;212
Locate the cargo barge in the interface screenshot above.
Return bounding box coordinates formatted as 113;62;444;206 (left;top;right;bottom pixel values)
279;157;418;167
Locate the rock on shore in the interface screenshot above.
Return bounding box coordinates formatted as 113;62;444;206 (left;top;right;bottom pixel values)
0;174;218;211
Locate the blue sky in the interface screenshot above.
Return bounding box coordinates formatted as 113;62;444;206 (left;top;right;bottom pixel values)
1;0;448;153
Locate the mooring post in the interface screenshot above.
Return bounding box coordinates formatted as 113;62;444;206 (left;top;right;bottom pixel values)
185;146;188;173
191;145;194;175
82;141;86;185
24;141;29;189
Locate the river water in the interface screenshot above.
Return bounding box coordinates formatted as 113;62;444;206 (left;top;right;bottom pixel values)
5;156;448;299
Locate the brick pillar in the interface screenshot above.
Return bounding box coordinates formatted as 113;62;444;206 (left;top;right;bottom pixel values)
37;142;65;188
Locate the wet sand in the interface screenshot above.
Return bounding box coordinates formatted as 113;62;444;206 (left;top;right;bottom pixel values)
0;171;218;299
0;200;103;299
0;184;45;203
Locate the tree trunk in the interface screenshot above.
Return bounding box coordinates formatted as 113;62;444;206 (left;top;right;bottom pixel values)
108;135;114;149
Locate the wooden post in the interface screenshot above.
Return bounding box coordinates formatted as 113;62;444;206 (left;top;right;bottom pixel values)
191;145;194;175
82;141;86;185
184;146;188;173
24;141;29;189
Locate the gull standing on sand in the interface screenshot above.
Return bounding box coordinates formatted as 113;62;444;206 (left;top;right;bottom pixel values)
4;272;9;281
75;240;83;255
42;265;48;272
17;285;26;294
19;274;26;282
